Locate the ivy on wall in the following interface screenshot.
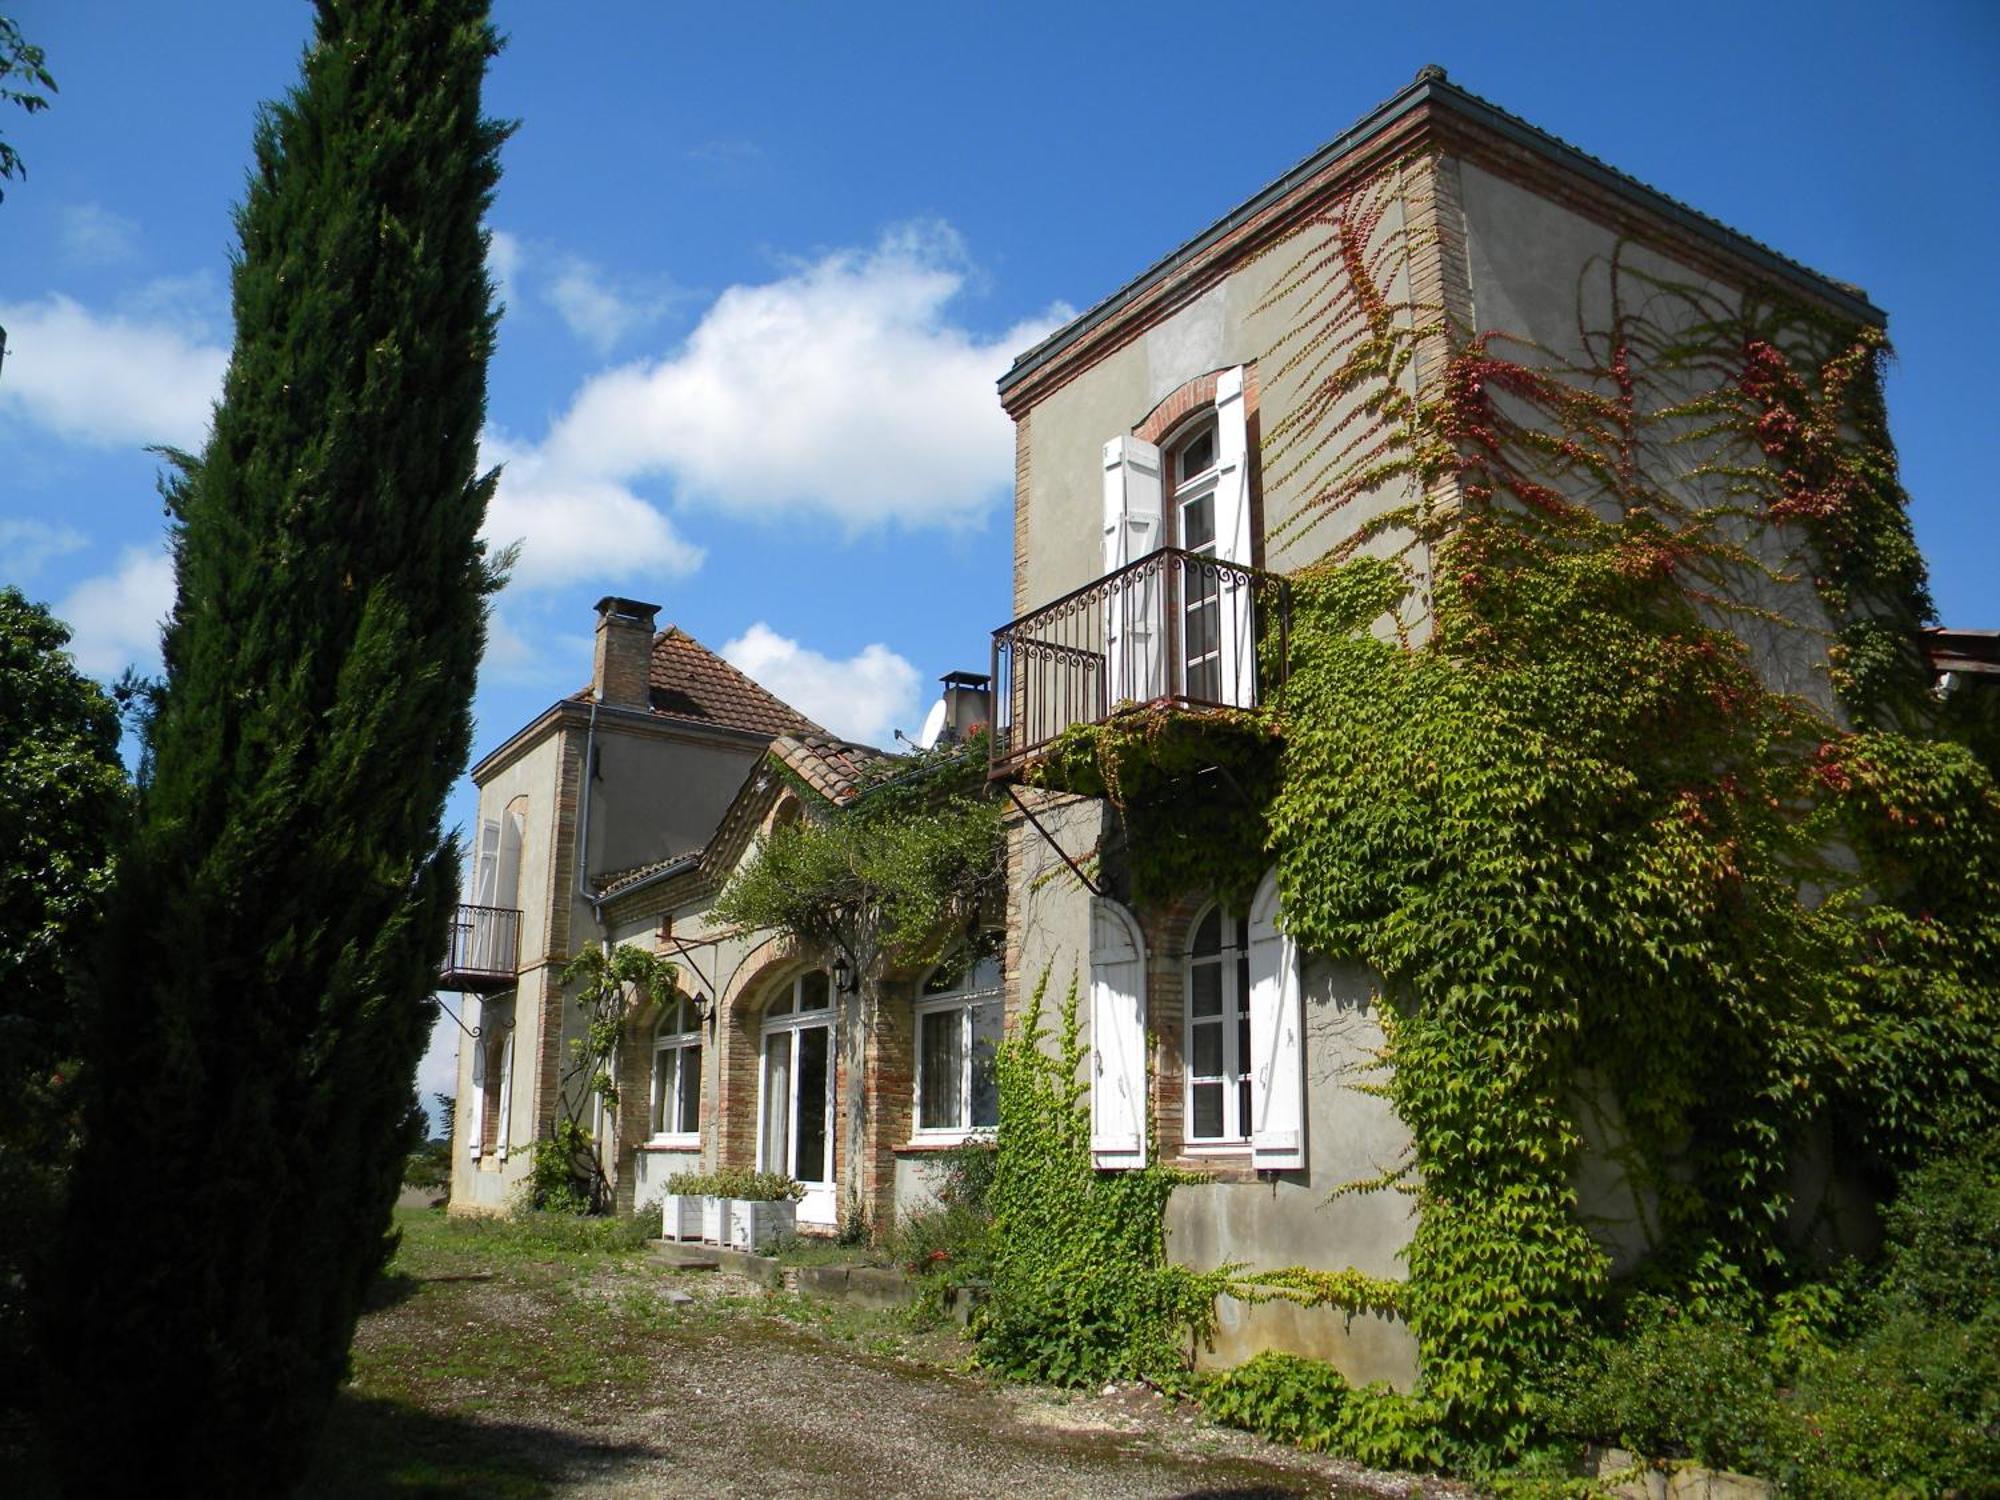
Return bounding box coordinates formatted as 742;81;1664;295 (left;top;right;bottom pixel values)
1008;154;2000;1459
974;969;1229;1388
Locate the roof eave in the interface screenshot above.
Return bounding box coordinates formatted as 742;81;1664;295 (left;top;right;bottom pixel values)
996;70;1883;407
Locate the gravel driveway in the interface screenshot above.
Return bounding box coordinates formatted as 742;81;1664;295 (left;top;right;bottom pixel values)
306;1227;1453;1500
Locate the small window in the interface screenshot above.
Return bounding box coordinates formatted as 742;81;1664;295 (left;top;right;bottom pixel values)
1185;904;1251;1145
650;993;703;1141
914;952;1003;1138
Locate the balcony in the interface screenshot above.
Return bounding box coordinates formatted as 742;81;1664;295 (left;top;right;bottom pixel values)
990;546;1290;777
440;903;521;992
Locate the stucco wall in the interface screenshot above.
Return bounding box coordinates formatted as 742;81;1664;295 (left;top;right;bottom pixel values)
588;725;762;881
1006;789;1420;1385
1452;158;1845;716
1015;160;1435;630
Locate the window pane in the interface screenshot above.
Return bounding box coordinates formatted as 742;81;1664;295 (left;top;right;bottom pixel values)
1238;1077;1253;1140
799;970;831;1012
970;1001;1001;1128
1192;909;1222;956
1192;1081;1224;1139
1185;598;1216;659
652;1048;673;1134
677;1044;702;1135
1191;1018;1222;1078
920;1009;965;1130
1182;493;1214;550
1186;657;1220;702
1179;427;1214;481
1190;961;1222;1018
762;1031;791;1170
795;1026;830;1183
1237;1012;1251;1076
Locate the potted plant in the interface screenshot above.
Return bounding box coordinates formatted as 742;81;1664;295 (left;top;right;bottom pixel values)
661;1168;804;1250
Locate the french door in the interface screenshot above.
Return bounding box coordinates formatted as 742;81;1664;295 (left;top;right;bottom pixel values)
759;973;836;1227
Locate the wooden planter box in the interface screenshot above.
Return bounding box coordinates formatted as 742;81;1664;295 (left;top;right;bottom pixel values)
726;1198;796;1252
699;1195;727;1245
659;1193;703;1243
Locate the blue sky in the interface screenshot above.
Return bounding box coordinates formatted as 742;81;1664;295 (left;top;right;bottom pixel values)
5;1;1996;1113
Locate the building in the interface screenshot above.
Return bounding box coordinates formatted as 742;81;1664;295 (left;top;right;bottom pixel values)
444;596;817;1213
445;68;1971;1388
986;65;1902;1384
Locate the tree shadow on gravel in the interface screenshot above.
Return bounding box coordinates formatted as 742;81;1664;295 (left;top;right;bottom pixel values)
300;1390;657;1498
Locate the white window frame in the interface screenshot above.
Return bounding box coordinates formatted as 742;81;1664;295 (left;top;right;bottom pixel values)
1166;415;1225;703
1183;901;1253;1151
911;954;1003;1145
649;994;703;1147
757;971;836;1187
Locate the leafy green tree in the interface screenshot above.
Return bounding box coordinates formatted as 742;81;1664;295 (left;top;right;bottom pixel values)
0;16;55;198
0;590;125;1411
44;1;507;1489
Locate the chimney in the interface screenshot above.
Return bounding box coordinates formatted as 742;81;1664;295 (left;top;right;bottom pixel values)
939;670;991;744
592;597;660;709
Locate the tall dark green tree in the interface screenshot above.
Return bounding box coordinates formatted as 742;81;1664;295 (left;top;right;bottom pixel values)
0;590;125;1414
45;2;507;1489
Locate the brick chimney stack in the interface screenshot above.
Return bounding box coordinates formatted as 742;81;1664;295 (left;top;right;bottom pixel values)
592;597;661;709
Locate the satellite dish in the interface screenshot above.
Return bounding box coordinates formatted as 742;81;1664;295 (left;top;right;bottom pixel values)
916;697;948;750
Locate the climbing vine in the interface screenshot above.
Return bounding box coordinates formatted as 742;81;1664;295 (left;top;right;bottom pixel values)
533;944;679;1213
1014;153;2000;1461
716;733;1005;976
974;968;1230;1388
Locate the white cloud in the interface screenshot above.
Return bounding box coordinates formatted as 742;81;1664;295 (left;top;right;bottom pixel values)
53;544;175;678
546;257;676;355
0;294;225;450
0;518;88;581
535;222;1067;529
61;202;140;266
722;622;920;747
480;430;704;591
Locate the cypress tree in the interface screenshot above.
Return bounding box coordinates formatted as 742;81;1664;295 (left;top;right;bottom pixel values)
46;2;506;1489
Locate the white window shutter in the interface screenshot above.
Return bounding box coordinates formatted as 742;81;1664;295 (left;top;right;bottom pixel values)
1210;367;1258;708
1089;898;1149;1170
1103;436;1164;708
467;1004;486;1158
474;817;501;903
496;1031;515;1161
496;809;523;914
1247;868;1306;1171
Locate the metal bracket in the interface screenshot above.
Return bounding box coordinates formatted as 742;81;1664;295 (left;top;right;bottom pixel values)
1005;783;1102;897
434;994;512;1039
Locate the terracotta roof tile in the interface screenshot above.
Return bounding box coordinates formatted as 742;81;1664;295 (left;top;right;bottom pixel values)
573;626;821;738
591;848;705;899
772;731;895;807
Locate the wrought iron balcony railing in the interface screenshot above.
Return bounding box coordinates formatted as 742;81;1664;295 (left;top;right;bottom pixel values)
989;546;1290;776
440;902;521;993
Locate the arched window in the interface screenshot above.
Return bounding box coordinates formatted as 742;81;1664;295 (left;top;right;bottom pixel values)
650;992;703;1141
914;951;1003;1138
1185;902;1251;1145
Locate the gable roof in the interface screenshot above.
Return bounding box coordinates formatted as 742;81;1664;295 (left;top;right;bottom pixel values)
998;66;1882;405
572;625;821;740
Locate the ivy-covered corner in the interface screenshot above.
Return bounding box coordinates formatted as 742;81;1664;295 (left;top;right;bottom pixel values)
973;968;1230;1389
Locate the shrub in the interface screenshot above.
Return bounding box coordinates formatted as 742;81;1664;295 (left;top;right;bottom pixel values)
1549;1296;1794;1477
1201;1353;1448;1472
660;1167;804;1202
